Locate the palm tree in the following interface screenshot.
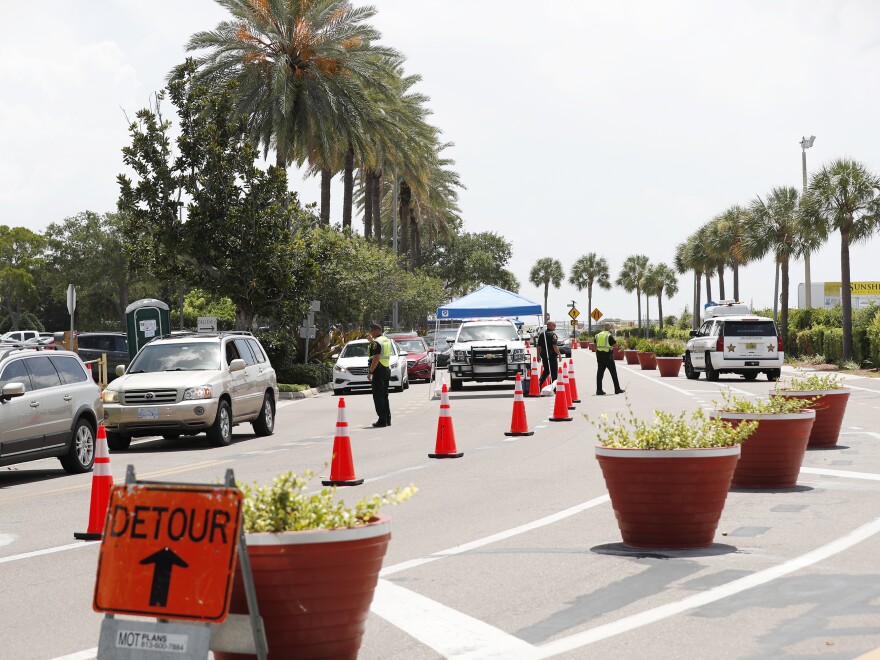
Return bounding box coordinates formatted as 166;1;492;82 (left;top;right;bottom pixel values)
616;255;649;332
529;258;564;318
716;205;750;301
803;159;880;360
569;253;611;334
646;263;679;330
743;186;802;345
674;238;699;329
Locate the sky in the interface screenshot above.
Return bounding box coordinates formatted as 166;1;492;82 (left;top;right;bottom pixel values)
3;1;880;326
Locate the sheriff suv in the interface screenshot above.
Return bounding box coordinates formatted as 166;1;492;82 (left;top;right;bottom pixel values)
684;302;783;382
448;320;530;391
101;333;277;450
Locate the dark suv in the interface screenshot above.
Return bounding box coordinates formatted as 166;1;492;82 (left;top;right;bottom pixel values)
77;332;129;382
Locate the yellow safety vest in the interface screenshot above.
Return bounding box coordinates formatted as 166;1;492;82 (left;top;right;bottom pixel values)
596;331;612;352
374;335;392;367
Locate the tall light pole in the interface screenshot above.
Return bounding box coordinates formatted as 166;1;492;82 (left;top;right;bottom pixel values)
800;135;816;308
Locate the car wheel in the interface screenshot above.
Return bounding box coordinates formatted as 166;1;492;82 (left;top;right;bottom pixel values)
743;372;759;381
403;377;409;390
766;369;781;382
106;431;132;451
59;418;96;474
450;379;463;392
684;353;700;380
207;400;233;447
162;433;181;440
705;353;719;382
252;393;275;437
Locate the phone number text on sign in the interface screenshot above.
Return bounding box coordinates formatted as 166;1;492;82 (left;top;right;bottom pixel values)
117;630;188;653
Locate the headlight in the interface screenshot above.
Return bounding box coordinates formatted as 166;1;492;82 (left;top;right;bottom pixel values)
453;350;469;361
183;385;213;400
334;364;347;372
102;390;119;403
416;357;428;365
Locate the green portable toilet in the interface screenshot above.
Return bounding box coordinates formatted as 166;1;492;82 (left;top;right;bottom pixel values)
125;299;171;361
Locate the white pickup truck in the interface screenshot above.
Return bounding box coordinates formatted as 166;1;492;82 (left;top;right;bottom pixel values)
447;320;530;391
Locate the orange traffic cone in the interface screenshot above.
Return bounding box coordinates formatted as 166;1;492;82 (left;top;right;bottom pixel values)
430;384;463;458
572;337;579;349
74;425;113;540
568;359;581;403
549;379;573;422
322;398;364;486
505;373;534;436
527;357;541;397
561;362;575;410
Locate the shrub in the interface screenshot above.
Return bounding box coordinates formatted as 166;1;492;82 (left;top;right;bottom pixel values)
714;391;815;414
257;328;298;380
280;363;333;387
652;340;685;357
636;339;655;353
782;373;846;391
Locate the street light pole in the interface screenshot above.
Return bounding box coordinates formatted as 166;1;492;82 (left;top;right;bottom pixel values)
800;135;816;308
392;173;399;331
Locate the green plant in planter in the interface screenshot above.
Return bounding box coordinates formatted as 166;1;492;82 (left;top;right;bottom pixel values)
714;391;816;414
623;335;641;350
588;406;757;449
636;339;655;353
652;340;685;357
782;373;846;391
239;470;417;533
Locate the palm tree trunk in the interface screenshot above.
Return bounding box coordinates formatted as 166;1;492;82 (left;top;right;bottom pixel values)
694;270;702;329
733;264;740;301
780;255;790;347
320;168;331;225
644;292;650;337
658;291;664;330
342;144;354;230
543;283;549;319
399;181;410;268
363;170;373;240
705;274;713;302
841;229;854;360
587;284;593;334
717;263;726;299
635;288;642;331
372;171;382;245
413;219;422;268
275;151;286;169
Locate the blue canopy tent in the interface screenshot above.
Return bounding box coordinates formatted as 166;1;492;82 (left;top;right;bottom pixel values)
436;285;542;319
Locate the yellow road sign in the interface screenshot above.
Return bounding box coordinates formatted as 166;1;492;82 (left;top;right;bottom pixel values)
568;307;580;320
591;308;603;322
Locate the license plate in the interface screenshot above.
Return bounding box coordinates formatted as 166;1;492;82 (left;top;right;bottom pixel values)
137;407;159;420
745;342;757;349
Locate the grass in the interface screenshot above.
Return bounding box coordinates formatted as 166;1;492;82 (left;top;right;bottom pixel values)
278;383;310;392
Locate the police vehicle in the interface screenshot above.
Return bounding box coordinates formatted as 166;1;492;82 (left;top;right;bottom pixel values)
448;319;530;391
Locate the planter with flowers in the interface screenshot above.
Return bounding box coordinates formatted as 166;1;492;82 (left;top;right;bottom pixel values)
635;339;657;370
771;374;850;447
591;407;756;549
652;341;685;377
612;343;625;361
711;393;816;488
216;472;416;660
623;336;641;364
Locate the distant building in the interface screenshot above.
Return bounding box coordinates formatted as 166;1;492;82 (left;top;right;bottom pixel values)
798;282;880;309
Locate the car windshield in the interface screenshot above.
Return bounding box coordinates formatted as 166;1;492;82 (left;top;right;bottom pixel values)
394;339;426;353
554;329;571;340
341;343;370;358
724;321;777;337
456;325;519;342
127;343;220;372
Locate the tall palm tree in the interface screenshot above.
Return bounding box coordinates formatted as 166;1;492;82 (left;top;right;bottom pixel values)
646;263;679;330
716;205;750;301
674;238;700;329
616;255;649;332
803;159;880;360
529;258;564;318
569;253;611;334
744;186;802;345
704;214;738;300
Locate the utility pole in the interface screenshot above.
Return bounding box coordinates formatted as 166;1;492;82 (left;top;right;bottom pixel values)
800;135;816;309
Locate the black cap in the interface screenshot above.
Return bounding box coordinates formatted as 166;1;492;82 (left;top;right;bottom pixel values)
370;322;383;331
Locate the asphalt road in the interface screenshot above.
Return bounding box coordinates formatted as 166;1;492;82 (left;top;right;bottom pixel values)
2;350;880;660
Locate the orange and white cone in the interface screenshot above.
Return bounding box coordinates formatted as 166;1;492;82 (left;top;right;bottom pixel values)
561;362;575;410
568;359;582;403
572;337;579;349
505;373;534;436
549;378;573;422
527;357;541;397
322;398;364;486
74;425;113;541
430;384;463;458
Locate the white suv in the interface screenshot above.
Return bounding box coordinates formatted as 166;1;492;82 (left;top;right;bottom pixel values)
684;304;783;381
102;333;277;450
448;320;530;391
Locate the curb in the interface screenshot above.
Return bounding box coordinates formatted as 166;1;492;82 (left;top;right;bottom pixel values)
279;383;334;400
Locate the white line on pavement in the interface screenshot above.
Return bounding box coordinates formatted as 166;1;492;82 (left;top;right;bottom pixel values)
51;650;97;660
0;541;92;565
800;466;880;482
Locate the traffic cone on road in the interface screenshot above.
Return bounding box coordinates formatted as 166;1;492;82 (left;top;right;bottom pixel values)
322;398;364;486
549;378;573;422
572;337;579;349
505;373;534;437
568;359;581;403
74;425;113;541
527;357;541;397
561;362;575;410
430;384;463;458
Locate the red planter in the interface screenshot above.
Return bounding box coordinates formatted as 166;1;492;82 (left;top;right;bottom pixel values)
636;351;657;370
596;445;741;548
612;345;625;361
623;349;640;365
771;389;850;447
216;515;391;660
712;411;815;488
655;356;682;377
589;342;597;352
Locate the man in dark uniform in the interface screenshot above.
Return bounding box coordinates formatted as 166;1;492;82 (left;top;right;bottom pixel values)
367;322;392;427
537;320;562;386
595;322;625;395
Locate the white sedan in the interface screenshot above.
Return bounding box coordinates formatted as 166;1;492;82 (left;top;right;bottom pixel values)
332;339;409;395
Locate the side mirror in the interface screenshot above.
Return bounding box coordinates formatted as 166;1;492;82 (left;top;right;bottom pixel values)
1;382;26;400
428;347;435;352
689;330;698;338
115;364;126;377
446;338;455;344
229;358;246;372
398;351;408;357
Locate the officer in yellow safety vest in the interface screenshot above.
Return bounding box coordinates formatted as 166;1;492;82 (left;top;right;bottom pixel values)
595;322;625;396
367;322;392;427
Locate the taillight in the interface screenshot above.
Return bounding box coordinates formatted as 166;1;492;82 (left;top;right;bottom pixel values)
777;336;784;352
716;335;724;352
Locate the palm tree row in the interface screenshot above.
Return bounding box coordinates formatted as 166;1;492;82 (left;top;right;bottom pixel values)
185;0;462;269
676;158;880;359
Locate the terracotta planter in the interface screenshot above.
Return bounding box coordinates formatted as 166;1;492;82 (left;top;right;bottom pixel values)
612;345;625;361
655;356;682;377
216;515;391;660
771;389;851;447
636;351;657;370
623;349;640;365
589;342;597;352
711;411;815;488
596;445;740;548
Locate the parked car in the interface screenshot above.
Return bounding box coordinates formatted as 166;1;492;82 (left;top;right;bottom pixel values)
76;332;129;382
0;345;103;473
387;334;435;382
101;332;278;450
332;339;409;395
448;320;530;391
424;328;458;368
553;327;573;358
0;330;41;343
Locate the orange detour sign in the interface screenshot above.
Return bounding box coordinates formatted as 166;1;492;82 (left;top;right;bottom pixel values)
93;482;243;622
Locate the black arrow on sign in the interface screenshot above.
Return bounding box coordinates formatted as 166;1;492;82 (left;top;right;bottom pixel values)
139;547;189;607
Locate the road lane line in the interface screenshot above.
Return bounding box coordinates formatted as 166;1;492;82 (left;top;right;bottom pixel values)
0;541;92;565
51;650;97;660
800;467;880;482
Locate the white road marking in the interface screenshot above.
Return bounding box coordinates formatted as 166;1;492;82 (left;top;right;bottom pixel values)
800;467;880;482
0;533;16;547
51;650;97;660
0;541;92;565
